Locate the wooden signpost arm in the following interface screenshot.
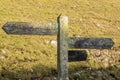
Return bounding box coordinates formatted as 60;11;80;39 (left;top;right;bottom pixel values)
68;37;114;49
3;22;58;35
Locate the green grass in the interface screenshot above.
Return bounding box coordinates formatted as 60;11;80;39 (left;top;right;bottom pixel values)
0;0;120;80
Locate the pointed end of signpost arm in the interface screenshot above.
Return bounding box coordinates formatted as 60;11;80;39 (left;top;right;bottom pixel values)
2;22;10;34
2;21;58;35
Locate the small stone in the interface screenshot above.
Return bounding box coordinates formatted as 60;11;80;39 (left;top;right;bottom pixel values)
70;6;77;9
87;67;92;70
89;76;94;79
73;73;81;80
103;62;109;68
1;49;6;54
80;18;83;22
117;27;120;30
102;50;109;55
53;77;57;80
45;40;49;44
86;3;90;6
92;50;101;58
74;73;80;76
103;58;109;63
95;23;101;27
91;72;97;78
0;56;5;59
91;72;96;76
76;35;80;37
94;50;101;57
50;40;57;46
97;70;103;77
73;34;80;37
30;69;34;73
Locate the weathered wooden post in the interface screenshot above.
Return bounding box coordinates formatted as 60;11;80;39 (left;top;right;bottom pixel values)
57;15;69;80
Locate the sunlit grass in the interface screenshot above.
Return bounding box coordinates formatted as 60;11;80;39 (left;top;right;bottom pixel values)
0;0;120;79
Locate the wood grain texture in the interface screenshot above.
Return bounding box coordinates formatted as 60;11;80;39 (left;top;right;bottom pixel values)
3;22;58;35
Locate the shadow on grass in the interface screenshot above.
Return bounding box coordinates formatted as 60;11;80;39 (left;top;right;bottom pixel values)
0;63;57;80
68;65;120;80
0;62;120;80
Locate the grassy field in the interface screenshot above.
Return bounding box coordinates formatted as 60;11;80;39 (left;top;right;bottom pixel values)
0;0;120;80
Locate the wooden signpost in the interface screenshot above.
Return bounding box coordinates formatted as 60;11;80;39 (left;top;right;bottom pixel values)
3;15;114;80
